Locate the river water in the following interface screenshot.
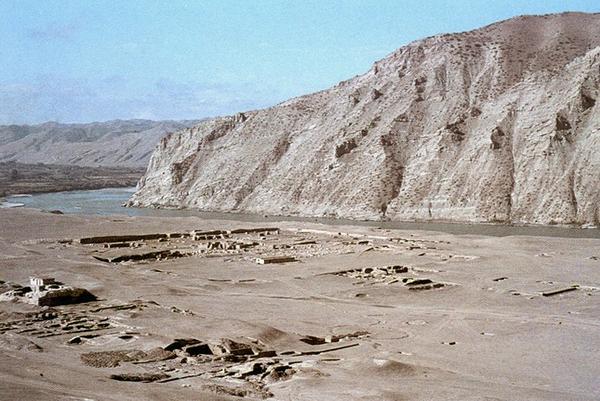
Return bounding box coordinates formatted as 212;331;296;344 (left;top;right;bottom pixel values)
2;187;599;239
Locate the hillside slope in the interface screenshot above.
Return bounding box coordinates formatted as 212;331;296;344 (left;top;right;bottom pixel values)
0;119;199;168
129;13;600;225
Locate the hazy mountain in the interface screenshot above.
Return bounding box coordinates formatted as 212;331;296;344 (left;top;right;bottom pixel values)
0;119;200;167
129;13;600;225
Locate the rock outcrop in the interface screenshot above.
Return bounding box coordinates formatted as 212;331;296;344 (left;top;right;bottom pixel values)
129;13;600;225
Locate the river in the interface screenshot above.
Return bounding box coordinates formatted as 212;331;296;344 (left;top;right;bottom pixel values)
2;187;599;239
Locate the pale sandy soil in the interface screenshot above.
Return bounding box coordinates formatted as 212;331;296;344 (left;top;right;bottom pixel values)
0;208;599;401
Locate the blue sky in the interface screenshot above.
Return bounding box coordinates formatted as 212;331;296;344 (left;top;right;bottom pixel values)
1;0;598;124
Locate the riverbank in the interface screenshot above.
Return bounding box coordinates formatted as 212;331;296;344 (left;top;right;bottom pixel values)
3;187;600;239
0;162;144;198
0;208;598;401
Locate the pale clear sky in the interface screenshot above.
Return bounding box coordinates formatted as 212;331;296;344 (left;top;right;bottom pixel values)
1;0;598;124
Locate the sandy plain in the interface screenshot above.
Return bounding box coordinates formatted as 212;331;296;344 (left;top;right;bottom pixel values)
0;208;599;401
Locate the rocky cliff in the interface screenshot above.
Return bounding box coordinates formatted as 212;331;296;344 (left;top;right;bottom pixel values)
0;119;199;167
129;13;600;225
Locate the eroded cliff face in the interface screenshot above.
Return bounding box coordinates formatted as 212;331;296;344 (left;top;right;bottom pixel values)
129;13;600;225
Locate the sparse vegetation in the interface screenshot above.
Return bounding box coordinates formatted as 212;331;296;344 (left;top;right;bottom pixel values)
0;162;143;197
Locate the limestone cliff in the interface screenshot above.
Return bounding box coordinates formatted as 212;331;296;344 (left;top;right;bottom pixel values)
129;13;600;225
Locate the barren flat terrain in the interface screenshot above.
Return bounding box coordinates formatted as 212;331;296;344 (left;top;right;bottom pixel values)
0;208;599;400
0;162;143;198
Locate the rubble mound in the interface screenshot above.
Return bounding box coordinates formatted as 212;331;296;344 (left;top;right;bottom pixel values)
0;277;96;306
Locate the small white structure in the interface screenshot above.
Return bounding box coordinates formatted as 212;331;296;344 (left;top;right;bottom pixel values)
30;277;57;291
22;276;95;306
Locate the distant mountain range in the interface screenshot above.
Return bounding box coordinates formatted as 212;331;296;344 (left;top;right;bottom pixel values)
0;119;200;167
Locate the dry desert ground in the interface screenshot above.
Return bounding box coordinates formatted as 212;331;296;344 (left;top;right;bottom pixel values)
0;208;599;401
